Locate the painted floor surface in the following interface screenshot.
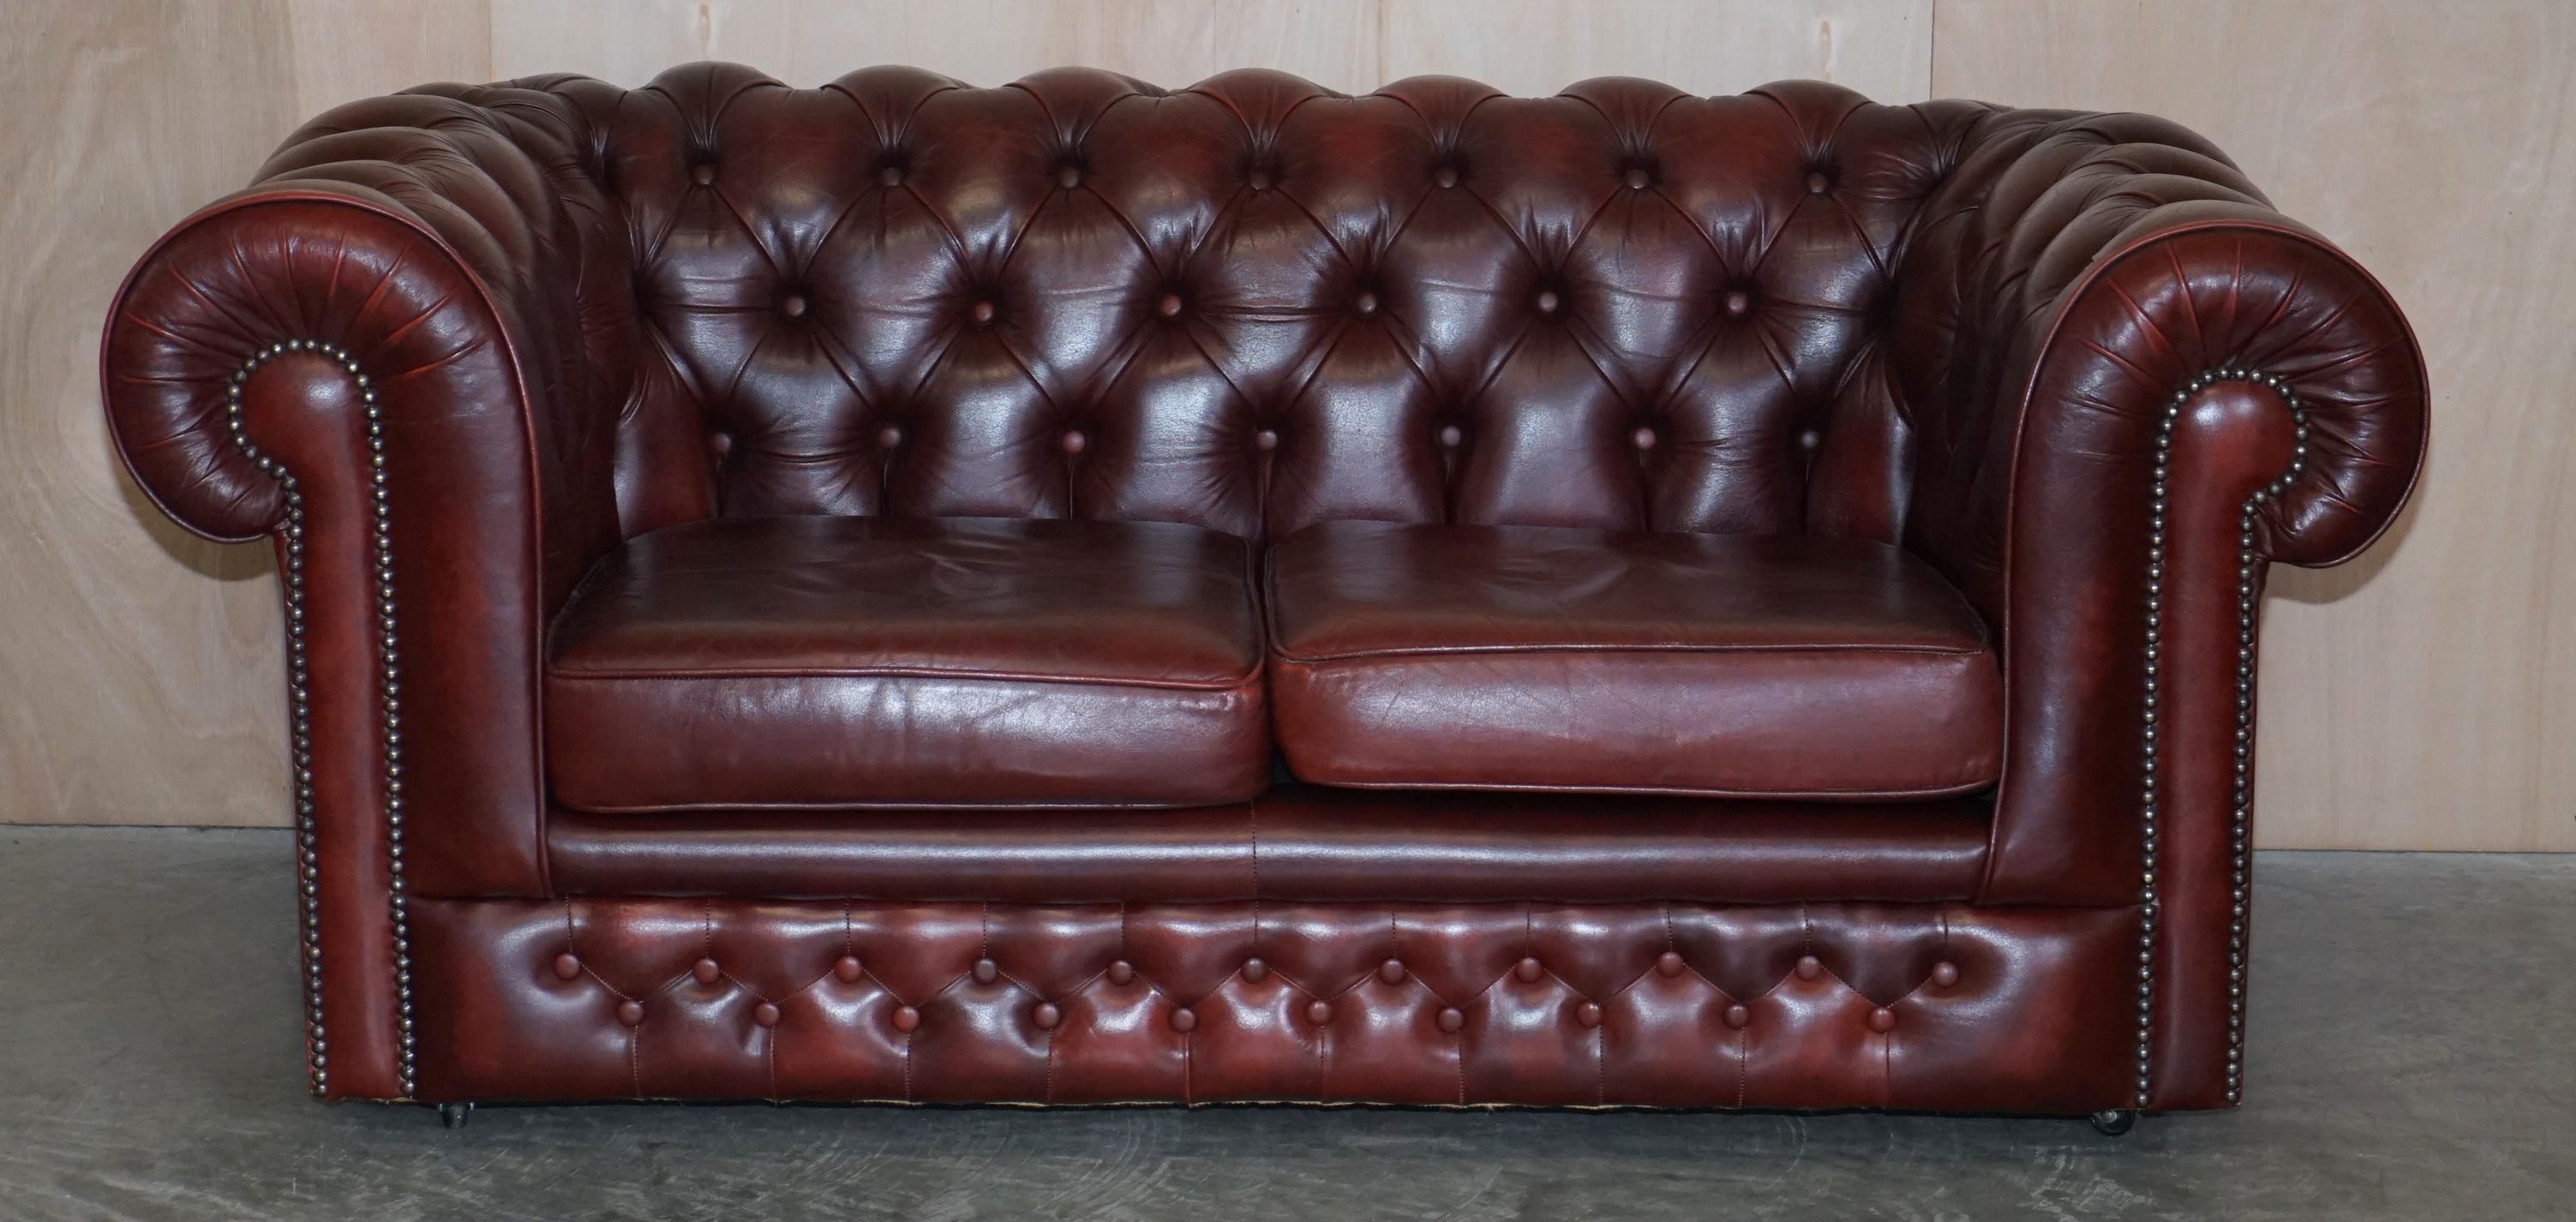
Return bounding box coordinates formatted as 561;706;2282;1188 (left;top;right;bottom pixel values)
0;826;2567;1220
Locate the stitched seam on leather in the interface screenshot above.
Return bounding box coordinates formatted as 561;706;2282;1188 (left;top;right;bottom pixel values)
1272;640;1990;664
1259;771;1998;803
548;661;1268;692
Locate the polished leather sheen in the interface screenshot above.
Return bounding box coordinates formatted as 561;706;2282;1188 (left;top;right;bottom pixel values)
97;63;2429;1117
547;515;1267;810
411;896;2133;1111
546;787;1993;903
1267;520;2001;797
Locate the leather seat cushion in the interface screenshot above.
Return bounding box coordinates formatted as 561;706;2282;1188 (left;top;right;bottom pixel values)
547;515;1269;811
1265;521;2004;799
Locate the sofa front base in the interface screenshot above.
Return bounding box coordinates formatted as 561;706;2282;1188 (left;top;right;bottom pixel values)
406;896;2139;1114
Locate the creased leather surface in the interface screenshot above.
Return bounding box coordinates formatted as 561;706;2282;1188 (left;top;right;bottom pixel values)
545;786;1993;903
490;65;2005;544
547;515;1267;810
96;63;2429;1112
1267;520;2001;797
412;896;2133;1111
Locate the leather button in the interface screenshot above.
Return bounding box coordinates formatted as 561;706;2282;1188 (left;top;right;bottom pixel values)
1932;961;1961;988
551;953;582;981
1246;168;1273;191
1056;164;1082;189
1575;1001;1603;1028
1253;428;1279;452
1632;426;1657;451
691;163;716;187
972;957;998;985
891;1005;921;1033
1514;956;1543;984
1869;1007;1897;1033
1806;170;1831;194
1798;428;1824;452
1436;1006;1465;1033
752;1002;781;1028
1433;165;1460;189
1795;955;1824;980
969;300;996;326
1032;1002;1061;1030
706;431;734;457
877;424;903;450
692;958;721;985
1724;289;1752;317
1437;424;1465;448
1353;290;1379;317
1107;960;1135;986
1378;959;1405;985
1535;289;1561;314
879;165;905;188
833;955;864;983
780;293;808;319
1623;165;1652;190
1723;1003;1751;1030
1156;292;1184;319
1242;957;1268;983
1305;999;1332;1024
1059;429;1087;455
616;999;645;1027
1169;1007;1197;1033
1655;951;1685;978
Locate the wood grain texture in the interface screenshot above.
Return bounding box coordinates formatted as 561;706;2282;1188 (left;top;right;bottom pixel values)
1380;0;1930;99
0;0;301;826
9;1;2566;849
1933;0;2576;851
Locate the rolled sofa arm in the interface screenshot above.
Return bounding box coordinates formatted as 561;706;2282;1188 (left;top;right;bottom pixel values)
99;84;634;1099
1893;110;2428;1109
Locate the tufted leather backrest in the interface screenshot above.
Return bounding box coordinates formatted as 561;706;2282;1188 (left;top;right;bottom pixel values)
482;64;2004;545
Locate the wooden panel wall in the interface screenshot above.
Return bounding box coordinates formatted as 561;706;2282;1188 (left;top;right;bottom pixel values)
3;1;2564;849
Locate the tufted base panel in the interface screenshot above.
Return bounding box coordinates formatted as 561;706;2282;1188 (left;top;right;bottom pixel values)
409;897;2136;1112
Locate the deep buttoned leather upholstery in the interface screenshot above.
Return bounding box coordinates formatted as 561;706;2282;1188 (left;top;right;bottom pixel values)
98;62;2427;1115
1266;520;2001;798
547;514;1267;810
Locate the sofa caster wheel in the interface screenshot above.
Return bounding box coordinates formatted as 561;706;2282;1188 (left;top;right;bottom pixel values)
438;1102;474;1129
2088;1109;2138;1136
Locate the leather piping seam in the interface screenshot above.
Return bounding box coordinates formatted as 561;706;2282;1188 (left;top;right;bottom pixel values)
1267;640;1992;664
1265;774;1999;802
223;339;418;1100
544;662;1267;692
2135;366;2306;1111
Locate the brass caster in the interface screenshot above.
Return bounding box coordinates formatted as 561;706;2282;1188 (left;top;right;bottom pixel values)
437;1102;474;1129
2088;1108;2139;1136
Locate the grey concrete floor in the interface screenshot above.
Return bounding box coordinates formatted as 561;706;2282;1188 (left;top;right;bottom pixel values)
0;827;2567;1221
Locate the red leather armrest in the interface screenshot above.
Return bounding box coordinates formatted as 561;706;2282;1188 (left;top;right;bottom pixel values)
100;87;636;898
1893;111;2429;905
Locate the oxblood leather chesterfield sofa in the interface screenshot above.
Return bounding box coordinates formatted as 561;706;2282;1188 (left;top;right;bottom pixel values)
100;64;2426;1131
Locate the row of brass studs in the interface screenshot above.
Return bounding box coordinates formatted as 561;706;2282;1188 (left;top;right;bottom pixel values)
222;340;417;1099
2138;367;2308;1110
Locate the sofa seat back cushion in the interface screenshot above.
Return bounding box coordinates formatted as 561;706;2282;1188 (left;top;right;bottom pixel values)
1266;521;2003;799
546;515;1268;811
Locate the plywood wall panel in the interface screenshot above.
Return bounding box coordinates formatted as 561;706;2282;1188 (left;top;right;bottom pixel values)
1380;0;1930;100
489;0;1380;90
0;0;305;826
1932;0;2576;851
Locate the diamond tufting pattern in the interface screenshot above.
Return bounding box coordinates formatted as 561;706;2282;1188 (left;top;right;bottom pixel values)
413;896;2133;1111
500;64;2004;545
